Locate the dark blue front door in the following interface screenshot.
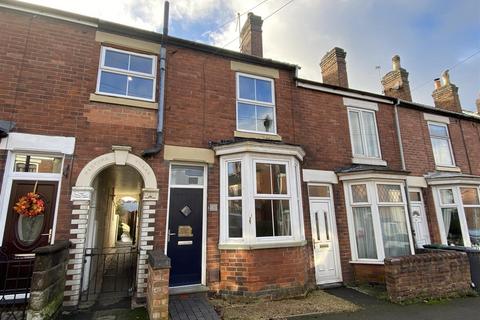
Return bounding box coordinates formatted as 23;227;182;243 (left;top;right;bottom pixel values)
167;188;203;286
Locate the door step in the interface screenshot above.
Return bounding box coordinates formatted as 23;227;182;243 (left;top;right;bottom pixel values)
317;282;343;289
169;284;209;296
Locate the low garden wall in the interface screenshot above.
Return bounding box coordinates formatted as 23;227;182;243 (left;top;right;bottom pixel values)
384;251;473;303
27;240;70;320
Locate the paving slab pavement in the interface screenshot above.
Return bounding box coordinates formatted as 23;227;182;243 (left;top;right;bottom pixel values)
292;287;480;320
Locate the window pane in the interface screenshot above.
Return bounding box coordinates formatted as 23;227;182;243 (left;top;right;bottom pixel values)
461;188;479;205
429;124;448;137
255;79;272;103
14;155;62;173
352;207;377;259
239;76;255;100
256;163;272;194
104;50;129;70
237;103;256;131
273;200;291;236
308;185;330;198
170;165;204;185
255;199;273;237
130;55;153;74
227;162;241;197
99;71;127;95
256;163;287;195
440;189;455;204
362;112;380;157
127;76;153;99
349;111;364;155
377;184;403;203
379;206;410;258
271;164;287;194
409;191;421;202
228;200;242;238
431;138;453;166
255;199;291;237
441;208;463;246
256;106;274;133
465;207;480;247
351;184;368;203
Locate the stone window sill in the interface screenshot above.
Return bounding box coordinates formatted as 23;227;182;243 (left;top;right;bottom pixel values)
349;260;385;265
234;130;282;141
218;240;307;250
89;93;158;109
435;165;461;173
352;157;387;166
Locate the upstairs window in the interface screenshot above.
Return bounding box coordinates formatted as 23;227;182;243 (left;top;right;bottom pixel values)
347;108;381;159
428;122;455;167
97;47;156;101
236;73;276;134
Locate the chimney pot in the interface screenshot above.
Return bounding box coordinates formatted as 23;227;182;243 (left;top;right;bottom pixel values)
240;13;263;57
432;70;462;113
381;55;412;101
392;55;401;71
320;47;349;88
475;94;480;114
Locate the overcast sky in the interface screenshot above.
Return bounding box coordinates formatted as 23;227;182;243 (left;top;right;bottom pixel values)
20;0;480;111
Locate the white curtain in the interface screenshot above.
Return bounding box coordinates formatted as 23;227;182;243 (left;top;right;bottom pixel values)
379;206;410;258
362;111;380;158
349;111;364;155
442;208;452;237
353;207;377;259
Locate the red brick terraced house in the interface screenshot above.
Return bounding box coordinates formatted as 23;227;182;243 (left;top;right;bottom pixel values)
0;0;479;309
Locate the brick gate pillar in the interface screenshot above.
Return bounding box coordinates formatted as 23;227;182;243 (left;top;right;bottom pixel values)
135;188;159;302
146;250;171;320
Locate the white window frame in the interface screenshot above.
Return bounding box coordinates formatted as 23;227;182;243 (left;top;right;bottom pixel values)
345;180;414;263
433;185;480;248
219;153;304;248
236;72;277;135
347;107;382;161
427;121;456;167
96;46;157;102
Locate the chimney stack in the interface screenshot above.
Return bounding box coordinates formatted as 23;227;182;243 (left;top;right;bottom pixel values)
381;55;412;101
320;47;349;88
432;70;462;113
240;13;263;57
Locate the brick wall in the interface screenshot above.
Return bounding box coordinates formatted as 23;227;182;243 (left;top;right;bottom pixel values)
384;251;472;303
217;246;311;299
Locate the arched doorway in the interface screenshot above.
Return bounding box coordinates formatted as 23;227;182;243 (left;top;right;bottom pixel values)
64;146;159;308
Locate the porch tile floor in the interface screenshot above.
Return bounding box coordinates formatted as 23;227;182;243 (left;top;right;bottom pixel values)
169;293;220;320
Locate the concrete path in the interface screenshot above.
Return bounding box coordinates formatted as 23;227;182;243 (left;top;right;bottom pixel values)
169;293;220;320
292;287;480;320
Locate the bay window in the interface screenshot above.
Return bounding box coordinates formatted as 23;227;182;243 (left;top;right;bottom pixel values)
220;153;304;247
346;181;413;262
435;186;480;248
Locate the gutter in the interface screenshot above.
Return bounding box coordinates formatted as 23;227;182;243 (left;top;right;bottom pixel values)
142;1;169;157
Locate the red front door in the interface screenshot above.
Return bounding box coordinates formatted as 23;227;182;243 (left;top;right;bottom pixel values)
1;180;58;258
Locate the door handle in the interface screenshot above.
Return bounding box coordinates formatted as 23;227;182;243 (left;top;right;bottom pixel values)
41;229;52;243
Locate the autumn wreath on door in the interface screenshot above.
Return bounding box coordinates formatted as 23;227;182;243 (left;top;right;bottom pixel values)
13;182;45;217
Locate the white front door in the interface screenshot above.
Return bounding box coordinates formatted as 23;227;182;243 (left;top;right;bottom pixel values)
410;203;430;247
409;189;430;247
309;200;342;285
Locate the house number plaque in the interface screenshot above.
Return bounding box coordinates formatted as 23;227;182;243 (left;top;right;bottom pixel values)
178;225;193;237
